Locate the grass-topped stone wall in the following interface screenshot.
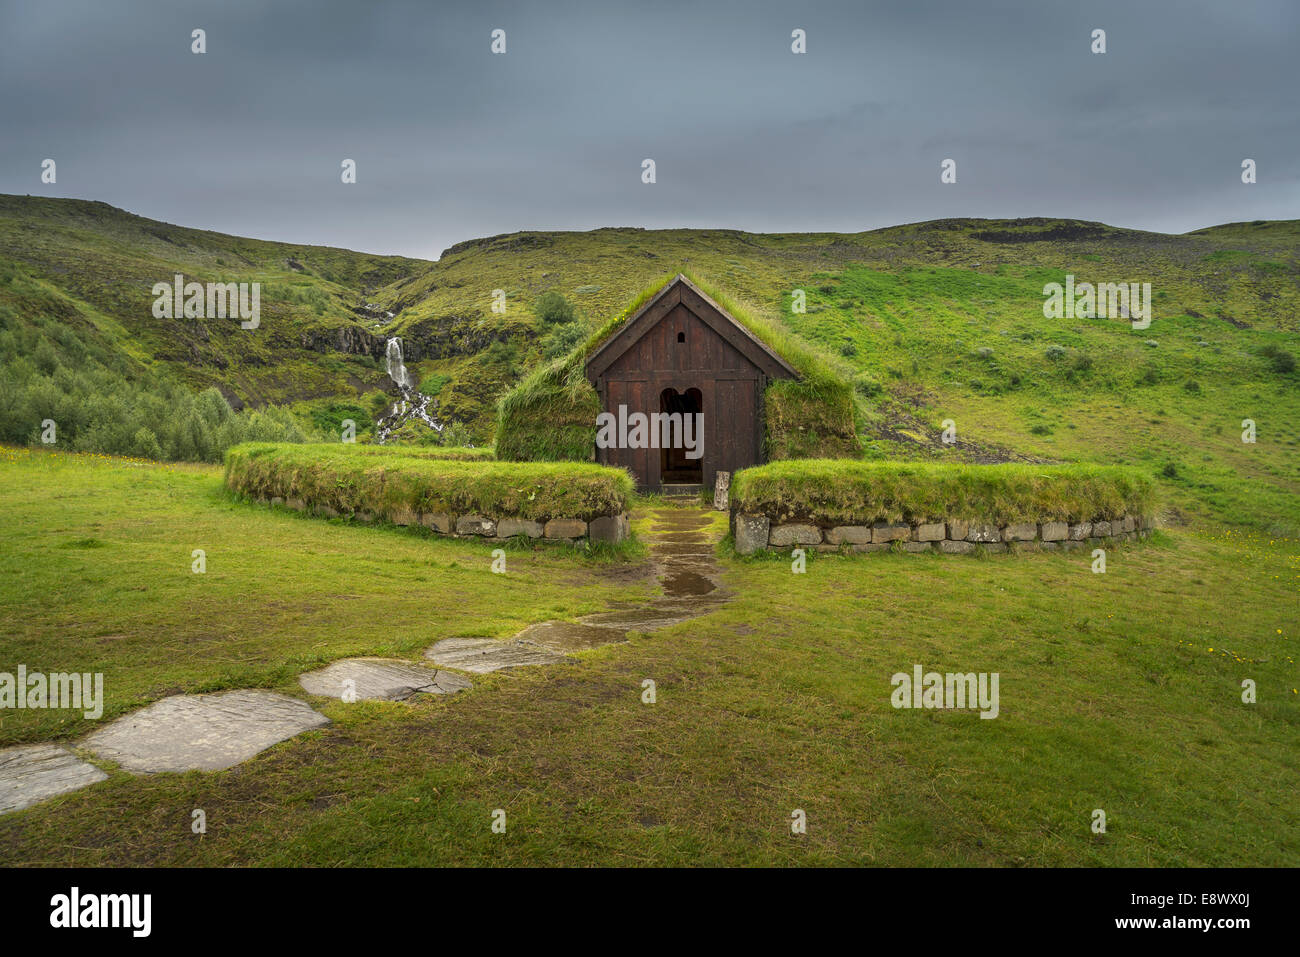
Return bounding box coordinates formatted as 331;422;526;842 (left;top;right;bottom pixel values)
495;271;859;462
730;460;1158;555
225;443;634;543
330;444;495;462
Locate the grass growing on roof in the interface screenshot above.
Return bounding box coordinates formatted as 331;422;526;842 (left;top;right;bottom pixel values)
731;459;1158;525
225;442;632;521
327;443;494;461
494;271;859;461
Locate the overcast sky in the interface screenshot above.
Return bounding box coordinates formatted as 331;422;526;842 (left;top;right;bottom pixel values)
1;0;1296;260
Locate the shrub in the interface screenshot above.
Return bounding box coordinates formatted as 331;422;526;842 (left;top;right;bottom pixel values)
419;373;451;397
730;460;1158;525
533;290;576;326
540;320;588;360
436;421;475;448
1044;345;1067;361
853;372;883;397
1260;344;1296;374
224;444;631;521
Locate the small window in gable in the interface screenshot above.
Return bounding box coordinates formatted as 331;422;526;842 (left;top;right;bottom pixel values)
677;331;685;343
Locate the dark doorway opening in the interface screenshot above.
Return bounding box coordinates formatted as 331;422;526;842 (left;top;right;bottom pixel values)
660;387;703;485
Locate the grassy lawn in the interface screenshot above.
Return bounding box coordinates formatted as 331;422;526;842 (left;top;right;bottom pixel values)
0;447;651;746
2;448;1296;866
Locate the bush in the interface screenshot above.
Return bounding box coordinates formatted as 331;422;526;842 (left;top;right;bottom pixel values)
731;459;1158;525
419;373;451;397
1260;344;1296;374
225;444;631;521
533;291;577;326
853;372;883;397
436;421;475;448
540;320;588;360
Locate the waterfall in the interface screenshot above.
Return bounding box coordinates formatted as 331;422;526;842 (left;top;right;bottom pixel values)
385;337;412;389
375;335;445;444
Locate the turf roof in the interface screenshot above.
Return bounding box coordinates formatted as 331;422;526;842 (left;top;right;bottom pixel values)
494;271;860;462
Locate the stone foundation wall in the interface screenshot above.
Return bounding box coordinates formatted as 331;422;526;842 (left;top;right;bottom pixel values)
256;495;630;545
732;512;1153;555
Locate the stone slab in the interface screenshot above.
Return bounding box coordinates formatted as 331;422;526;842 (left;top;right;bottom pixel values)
0;744;107;815
498;517;544;539
424;637;566;674
872;523;911;544
514;621;626;653
456;514;497;536
1039;521;1068;542
545;518;588;540
298;657;471;701
966;524;1001;543
422;513;453;534
915;523;946;542
588;513;629;544
938;540;975;554
1002;522;1037;541
826;525;872;545
84;690;329;774
770;523;822;547
734;514;770;554
713;471;731;511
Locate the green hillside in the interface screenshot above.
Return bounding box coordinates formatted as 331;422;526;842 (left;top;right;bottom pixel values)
1;195;1297;531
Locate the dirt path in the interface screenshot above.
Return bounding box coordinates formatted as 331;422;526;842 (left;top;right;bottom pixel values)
427;505;729;663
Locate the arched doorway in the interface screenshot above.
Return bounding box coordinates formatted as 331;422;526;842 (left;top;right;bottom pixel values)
660;387;703;485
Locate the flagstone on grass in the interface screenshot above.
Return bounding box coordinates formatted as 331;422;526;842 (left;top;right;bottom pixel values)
298;658;471;701
83;690;329;774
424;637;567;673
0;744;107;815
512;621;627;653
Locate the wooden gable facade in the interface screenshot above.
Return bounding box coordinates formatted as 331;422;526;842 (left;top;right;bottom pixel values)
584;275;797;491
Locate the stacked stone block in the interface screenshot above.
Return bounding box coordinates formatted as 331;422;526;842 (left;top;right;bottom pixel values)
254;494;629;545
732;511;1152;555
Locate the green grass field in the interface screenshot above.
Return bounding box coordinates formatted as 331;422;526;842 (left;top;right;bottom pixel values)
1;448;1295;866
1;198;1297;867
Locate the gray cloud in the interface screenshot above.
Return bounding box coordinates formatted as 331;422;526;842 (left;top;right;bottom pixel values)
1;0;1296;259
